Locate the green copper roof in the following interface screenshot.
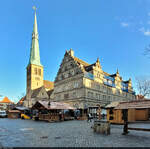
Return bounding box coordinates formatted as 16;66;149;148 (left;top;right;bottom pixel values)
28;11;42;67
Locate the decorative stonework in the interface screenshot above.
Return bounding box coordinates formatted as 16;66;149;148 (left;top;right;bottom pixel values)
52;49;136;108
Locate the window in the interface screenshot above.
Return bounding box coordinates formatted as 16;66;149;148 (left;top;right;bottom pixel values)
73;92;76;97
35;77;40;81
64;94;69;99
68;72;71;77
34;68;37;75
117;90;120;95
66;58;69;62
91;92;93;98
108;96;111;101
38;69;41;76
64;66;67;71
96;93;98;99
103;95;106;100
65;73;68;78
96;84;100;90
74;82;79;88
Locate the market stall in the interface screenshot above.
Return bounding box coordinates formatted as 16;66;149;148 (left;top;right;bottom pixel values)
32;100;75;122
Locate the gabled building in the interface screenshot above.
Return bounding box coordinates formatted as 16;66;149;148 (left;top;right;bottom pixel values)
53;49;136;108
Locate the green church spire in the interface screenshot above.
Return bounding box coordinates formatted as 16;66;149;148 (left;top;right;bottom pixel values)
28;7;42;66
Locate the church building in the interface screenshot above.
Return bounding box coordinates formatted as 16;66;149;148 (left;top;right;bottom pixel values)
24;11;53;108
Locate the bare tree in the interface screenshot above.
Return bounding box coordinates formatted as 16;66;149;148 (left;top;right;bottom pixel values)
17;92;25;101
136;77;150;98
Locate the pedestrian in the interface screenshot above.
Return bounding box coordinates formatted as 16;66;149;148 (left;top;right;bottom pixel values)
59;111;61;120
87;113;92;122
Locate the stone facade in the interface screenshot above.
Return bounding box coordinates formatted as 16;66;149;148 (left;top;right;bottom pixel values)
53;49;136;108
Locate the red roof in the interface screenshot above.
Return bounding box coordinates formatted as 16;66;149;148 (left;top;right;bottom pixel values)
0;97;13;103
18;96;25;104
43;80;54;90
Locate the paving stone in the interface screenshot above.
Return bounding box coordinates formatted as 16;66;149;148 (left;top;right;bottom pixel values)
0;118;150;147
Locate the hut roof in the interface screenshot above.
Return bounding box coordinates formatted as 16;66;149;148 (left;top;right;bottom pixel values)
14;106;29;111
105;101;120;108
33;100;76;110
115;100;150;109
8;110;20;113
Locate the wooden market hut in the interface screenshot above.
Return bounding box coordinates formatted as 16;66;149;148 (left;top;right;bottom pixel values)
8;110;21;119
106;101;124;124
106;100;150;124
32;100;76;122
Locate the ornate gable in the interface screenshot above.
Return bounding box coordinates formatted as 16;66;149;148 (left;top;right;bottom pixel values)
55;49;84;82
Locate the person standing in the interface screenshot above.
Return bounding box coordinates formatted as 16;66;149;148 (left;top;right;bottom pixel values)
59;111;62;121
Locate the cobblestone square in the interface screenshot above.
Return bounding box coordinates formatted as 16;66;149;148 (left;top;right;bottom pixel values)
0;119;150;147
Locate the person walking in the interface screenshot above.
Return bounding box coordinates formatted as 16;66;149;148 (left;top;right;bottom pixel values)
87;113;92;122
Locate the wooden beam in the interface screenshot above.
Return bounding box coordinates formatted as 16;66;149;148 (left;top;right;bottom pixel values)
128;127;150;132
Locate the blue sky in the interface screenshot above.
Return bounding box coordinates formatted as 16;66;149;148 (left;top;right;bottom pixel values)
0;0;150;103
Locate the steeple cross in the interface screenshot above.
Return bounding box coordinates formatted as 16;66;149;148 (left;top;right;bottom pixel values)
32;6;37;12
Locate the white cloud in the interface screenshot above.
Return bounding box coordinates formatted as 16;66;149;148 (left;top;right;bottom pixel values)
139;27;150;36
121;22;129;27
144;30;150;36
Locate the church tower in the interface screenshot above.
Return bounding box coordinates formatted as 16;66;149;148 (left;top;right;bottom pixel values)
26;9;44;95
